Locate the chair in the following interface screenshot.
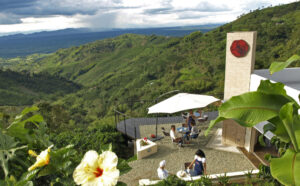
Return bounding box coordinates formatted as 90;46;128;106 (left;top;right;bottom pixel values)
190;129;201;143
161;127;170;136
197;115;208;122
182;112;188;119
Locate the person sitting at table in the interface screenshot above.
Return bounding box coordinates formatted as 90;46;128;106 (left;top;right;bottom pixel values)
197;109;203;118
186;110;196;131
188;149;206;176
157;160;169;180
183;119;196;143
190;122;200;139
170;125;183;146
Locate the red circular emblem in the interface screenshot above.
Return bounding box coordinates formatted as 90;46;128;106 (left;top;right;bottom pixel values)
230;40;249;57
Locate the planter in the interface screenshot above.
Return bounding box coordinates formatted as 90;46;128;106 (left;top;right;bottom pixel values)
136;139;157;160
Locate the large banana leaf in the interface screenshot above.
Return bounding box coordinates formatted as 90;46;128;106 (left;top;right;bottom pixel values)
267;102;300;186
0;130;27;178
279;103;300;152
270;149;300;186
257;80;299;107
205;92;292;135
269;54;300;75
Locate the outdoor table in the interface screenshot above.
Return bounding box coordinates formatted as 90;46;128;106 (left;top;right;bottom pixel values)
177;127;189;134
176;127;189;142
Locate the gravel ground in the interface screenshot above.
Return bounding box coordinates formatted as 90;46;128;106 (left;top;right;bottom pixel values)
119;122;255;186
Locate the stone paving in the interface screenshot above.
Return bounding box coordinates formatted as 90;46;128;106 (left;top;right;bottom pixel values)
119;121;256;186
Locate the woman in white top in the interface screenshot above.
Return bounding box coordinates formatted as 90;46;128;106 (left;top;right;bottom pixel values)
188;149;206;176
157;160;169;179
170;125;183;145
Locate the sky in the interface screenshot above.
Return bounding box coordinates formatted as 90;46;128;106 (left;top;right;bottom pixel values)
0;0;297;36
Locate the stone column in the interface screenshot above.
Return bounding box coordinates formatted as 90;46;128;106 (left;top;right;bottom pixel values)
222;32;257;151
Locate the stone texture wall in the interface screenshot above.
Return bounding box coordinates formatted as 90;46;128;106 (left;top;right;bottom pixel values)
222;32;257;149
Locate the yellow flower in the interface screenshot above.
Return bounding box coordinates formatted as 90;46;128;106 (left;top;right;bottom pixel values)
73;150;120;186
28;150;38;157
28;145;53;171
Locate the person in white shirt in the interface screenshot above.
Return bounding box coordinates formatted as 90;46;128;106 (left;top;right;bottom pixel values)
188;149;207;176
157;160;169;180
170;125;183;145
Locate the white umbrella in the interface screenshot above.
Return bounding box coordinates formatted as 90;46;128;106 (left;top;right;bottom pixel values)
148;93;219;114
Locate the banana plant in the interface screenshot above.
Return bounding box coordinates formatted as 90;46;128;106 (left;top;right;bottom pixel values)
205;55;300;186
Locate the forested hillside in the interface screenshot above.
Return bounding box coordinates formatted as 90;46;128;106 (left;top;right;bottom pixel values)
0;69;80;105
1;1;300;125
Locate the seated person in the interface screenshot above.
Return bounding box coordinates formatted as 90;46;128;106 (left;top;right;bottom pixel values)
157;160;169;180
186;110;196;131
188;149;207;176
190;122;200;139
170;125;183;146
184;120;196;142
197;109;202;118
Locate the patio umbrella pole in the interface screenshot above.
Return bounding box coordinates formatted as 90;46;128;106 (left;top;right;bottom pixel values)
156;113;158;139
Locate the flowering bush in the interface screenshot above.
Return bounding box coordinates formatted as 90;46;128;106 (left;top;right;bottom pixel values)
28;145;53;171
73;150;120;186
140;137;149;146
0;106;131;186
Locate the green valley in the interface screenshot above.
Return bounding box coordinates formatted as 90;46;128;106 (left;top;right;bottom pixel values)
1;1;300;126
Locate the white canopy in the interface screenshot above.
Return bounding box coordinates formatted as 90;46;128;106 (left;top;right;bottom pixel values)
148;93;219;114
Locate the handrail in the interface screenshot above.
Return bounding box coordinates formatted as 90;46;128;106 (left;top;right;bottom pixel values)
113;108;130;117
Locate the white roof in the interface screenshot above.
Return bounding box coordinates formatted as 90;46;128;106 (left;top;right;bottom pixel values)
253;67;300;91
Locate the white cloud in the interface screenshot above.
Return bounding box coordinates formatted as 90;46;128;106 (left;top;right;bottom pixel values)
0;16;83;35
0;0;297;35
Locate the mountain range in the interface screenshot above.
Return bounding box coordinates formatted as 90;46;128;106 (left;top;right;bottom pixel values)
0;25;219;58
1;1;300;125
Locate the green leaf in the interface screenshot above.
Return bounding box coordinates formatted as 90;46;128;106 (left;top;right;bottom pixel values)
279;103;300;151
257;80;300;108
269;54;300;75
21;106;39;116
205;91;293;136
16;170;39;186
38;165;57;178
270;149;300;186
117;158;132;176
257;80;287;96
219;92;291;126
101;143;113;152
205;117;226;136
0;130;27;178
258;135;266;147
263;123;276;133
19;169;39;182
7;114;44;144
268;117;290;143
38;145;76;178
